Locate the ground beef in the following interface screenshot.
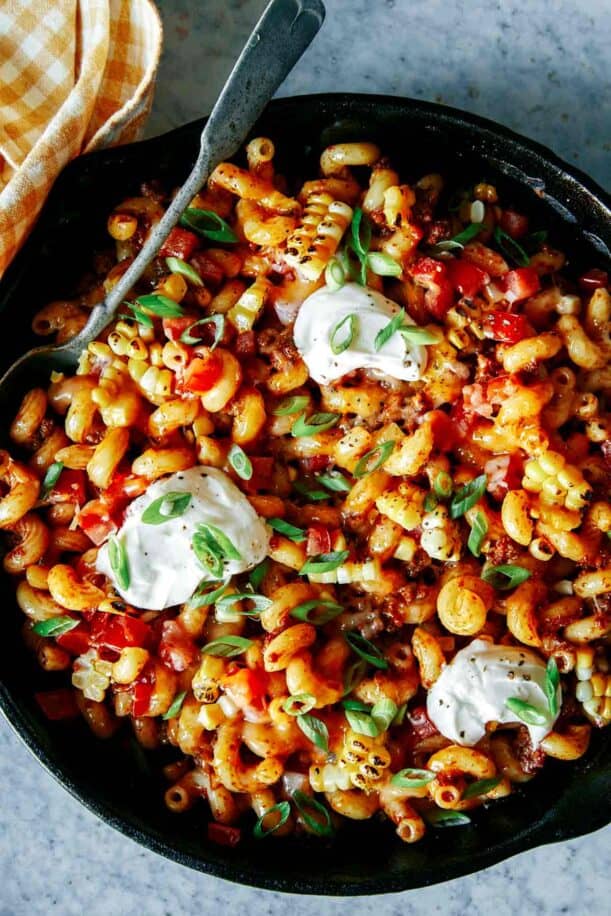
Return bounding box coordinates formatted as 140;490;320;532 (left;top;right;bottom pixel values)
513;726;545;774
487;535;522;567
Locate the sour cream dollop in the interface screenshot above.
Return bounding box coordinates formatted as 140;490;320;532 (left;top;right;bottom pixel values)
96;467;270;610
427;638;560;748
293;282;427;385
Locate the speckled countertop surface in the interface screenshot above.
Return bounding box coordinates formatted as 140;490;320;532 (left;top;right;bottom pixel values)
1;1;610;913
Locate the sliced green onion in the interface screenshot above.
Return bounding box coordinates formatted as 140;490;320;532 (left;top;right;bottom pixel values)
290;599;344;625
179;313;225;347
545;656;560;717
201;635;253;657
366;251;402;277
424;493;438;512
282;693;316;716
482;564;531;590
345;707;378;737
228;444;253;481
398;326;440;345
317;470;351;493
292;790;334;837
467;510;488;558
505;697;548;726
344;631;388;670
268;518;306;541
449;474;488;519
325;257;346;291
127;304;155;327
299;551;349;575
197;523;242;561
330;313;358;355
192;529;224;579
108;536;130;590
342;699;371;713
135;294;185;318
32;616;78;638
343;658;367;695
291;412;340;437
433;471;453;499
297;713;329;752
350;207;372;284
179;207;237;243
165;256;203;286
162;690;187;720
462;775;502;800
449;222;484;246
371;698;398;733
273;395;309;416
425;809;471;828
141;491;191;525
215;592;271;614
353;441;395;478
392;703;408;726
40;461;64;499
188;579;229;609
292;480;330;501
249;559;269;590
253;800;291;839
374;307;406;352
493;225;530;267
391;768;435;788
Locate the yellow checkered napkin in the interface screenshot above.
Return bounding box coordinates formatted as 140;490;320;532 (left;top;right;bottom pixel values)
0;0;163;277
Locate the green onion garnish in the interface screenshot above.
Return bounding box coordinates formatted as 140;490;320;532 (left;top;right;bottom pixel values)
249;559;269;590
353;441;395;478
366;251;402;277
282;693;316;716
374;307;406;351
273;395;309;416
391;768;435;788
253;800;291;839
316;470;351;493
299;551;349;575
433;471;453;499
505;697;548;726
292;790;334;837
165;256;203;286
371;697;398;733
292;480;330;501
162;690;187;720
267;518;306;541
398;326;440;345
345;707;378;737
467;510;488;557
330;313;358;355
227;444;253;481
40;461;64;499
482;564;531;590
290;599;344;625
291;412;340;437
296;713;329;752
493;225;530;267
449;474;487;519
462;775;502;800
179;207;237;243
344;631;388;670
201;635;253;657
325;257;346;291
343;658;367;696
425;809;471;828
179;313;225;347
141;491;191;525
135;294;185;318
545;656;560;718
32;616;79;638
187;579;229;610
108;536;130;590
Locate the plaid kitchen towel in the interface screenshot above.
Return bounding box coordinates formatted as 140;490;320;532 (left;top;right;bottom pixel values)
0;0;162;277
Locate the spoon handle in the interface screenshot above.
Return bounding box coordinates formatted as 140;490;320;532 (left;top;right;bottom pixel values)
97;0;325;331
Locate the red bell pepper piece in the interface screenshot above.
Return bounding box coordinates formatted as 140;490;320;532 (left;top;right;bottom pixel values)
158;227;199;261
182;351;224;393
306;524;332;556
446;258;489;298
158;621;200;672
578;268;608;291
48;469;87;506
502;267;541;303
78;501;117;546
56;623;91;656
132;675;154;717
241;456;274;493
190;251;224;287
499;210;529;239
409;257;453;320
35;689;80;720
483;310;529;344
90;614;151;654
222;667;268;720
162;316;196;342
207;823;242;847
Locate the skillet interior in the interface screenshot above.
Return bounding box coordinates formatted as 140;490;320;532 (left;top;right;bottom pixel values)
0;94;609;894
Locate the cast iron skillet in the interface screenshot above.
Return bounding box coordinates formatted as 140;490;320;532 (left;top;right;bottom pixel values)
0;94;609;895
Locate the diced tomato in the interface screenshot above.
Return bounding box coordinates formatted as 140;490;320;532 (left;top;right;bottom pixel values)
408;257;453;320
578;268;608;291
234;331;256;357
446;258;489;298
408;705;439;742
499;209;529;239
162;316;195;342
502;267;540;303
241;456;274;493
207;823;241;847
56;622;91;656
222;667;268;721
190;251;224;287
182;351;223;393
158;227;200;261
34;689;80;720
462;242;509;277
78;501;117;546
449;399;475;439
103;472;150;508
300;455;330;474
90;613;151;654
483;310;529;344
158;620;200;672
306;524;332;556
484;453;523;498
48;469;87;506
132;673;155;717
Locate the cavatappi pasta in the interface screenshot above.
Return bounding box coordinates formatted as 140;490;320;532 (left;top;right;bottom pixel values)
3;138;610;846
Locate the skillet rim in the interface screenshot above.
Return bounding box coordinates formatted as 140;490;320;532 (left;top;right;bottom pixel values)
0;92;609;895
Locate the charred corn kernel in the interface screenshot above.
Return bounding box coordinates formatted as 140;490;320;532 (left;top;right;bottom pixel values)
111;647;150;685
474;182;498;203
125;337;148;360
115;320;138;340
538;451;565;476
394;536;418;562
138;366;173;401
309;763;352;793
227;275;271;331
108;331;129;356
576;681;593;702
375;482;426;531
420;505;461;561
523;450;592;510
591;673;607;697
447;328;470;350
128;358;147;385
88;341;113;361
72;649;113;702
155;273;188;303
576;648;595;671
107;212;138;240
285;193;353;281
192;414;214;437
198;702;226;730
161;341;190;371
338;730;391;793
192;656;225;703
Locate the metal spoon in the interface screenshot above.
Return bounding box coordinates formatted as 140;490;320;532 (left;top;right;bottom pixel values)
0;0;325;408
